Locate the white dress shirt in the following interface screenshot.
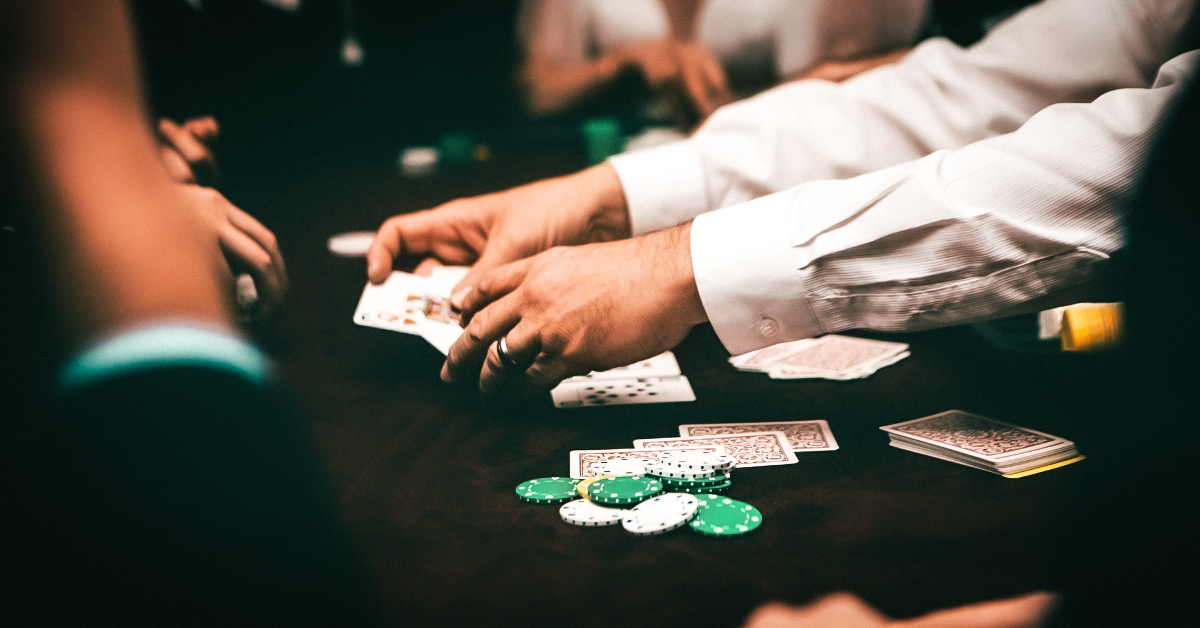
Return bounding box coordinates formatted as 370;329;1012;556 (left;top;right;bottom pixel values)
608;0;1197;355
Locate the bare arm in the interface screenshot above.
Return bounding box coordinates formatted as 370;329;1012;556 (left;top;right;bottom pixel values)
1;1;231;348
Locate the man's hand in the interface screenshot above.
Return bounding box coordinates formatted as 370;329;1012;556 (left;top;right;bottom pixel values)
158;116;219;186
442;224;707;397
615;39;731;126
178;184;288;319
366;163;630;305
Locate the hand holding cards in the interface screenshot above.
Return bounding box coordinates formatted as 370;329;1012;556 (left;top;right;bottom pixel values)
355;270;696;405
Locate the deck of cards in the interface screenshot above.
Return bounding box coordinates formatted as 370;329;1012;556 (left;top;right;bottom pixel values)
880;410;1082;477
729;334;909;380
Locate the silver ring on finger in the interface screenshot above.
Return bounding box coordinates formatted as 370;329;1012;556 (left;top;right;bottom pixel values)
496;336;522;371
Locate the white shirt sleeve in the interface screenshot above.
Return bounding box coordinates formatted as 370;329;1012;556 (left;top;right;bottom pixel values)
689;50;1196;355
610;0;1193;236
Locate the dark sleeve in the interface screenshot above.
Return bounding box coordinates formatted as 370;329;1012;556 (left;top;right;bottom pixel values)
3;366;383;625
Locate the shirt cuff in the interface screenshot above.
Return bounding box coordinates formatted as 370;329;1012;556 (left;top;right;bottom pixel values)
59;321;271;391
608;140;710;236
690;192;824;355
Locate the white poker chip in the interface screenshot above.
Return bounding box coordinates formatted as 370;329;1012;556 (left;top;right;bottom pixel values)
621;493;699;536
654;451;736;472
327;231;377;257
560;499;625;527
589;458;647;477
644;461;725;480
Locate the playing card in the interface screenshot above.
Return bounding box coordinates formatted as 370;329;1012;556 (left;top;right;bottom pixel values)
561;352;682;382
880;410;1073;463
550;375;695;408
768;335;908;374
353;271;431;335
728;338;819;371
768;350;910;380
568;446;721;479
679;420;839;451
354;269;469;354
633;431;798;467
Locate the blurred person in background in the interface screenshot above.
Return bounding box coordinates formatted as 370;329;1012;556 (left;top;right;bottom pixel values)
517;0;929;129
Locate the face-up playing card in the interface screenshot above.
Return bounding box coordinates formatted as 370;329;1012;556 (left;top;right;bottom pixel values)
354;269;469;354
550;375;695;408
568;447;721;479
562;352;682;382
678;420;839;451
880;410;1073;462
633;431;798;467
353;271;431;335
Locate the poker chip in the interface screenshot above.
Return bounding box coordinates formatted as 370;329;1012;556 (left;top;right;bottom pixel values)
576;475;615;500
588;475;664;506
516;477;581;504
589;458;648;477
671;480;732;494
560;499;626;527
689;495;762;536
653;451;736;473
661;473;730;487
645;463;726;480
621;493;699;536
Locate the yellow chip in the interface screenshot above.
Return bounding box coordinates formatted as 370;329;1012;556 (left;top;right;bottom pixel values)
576;474;615;500
1061;303;1124;352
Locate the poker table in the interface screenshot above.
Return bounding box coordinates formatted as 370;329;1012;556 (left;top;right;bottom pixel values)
237;147;1099;627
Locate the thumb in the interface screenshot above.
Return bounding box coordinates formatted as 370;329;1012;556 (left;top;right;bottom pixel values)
450;243;522;311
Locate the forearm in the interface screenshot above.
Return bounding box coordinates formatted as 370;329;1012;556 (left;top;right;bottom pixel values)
690;51;1194;354
3;1;230;349
520;55;624;115
611;0;1190;233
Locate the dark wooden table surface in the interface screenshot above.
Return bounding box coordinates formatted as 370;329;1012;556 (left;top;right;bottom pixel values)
235;148;1106;627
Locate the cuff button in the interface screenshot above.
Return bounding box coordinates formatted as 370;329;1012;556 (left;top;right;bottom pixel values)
755;316;779;338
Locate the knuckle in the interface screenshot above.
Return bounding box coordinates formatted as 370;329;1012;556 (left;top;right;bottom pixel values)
464;319;489;346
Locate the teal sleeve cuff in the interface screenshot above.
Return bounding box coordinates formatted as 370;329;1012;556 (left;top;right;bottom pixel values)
59;322;271;391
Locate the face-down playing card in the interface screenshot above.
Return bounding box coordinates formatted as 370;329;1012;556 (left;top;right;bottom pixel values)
633;431;798;468
679;420;838;451
568;447;721;479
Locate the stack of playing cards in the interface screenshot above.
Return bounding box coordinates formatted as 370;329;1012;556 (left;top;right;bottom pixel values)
880;410;1082;477
354;269;696;407
729;334;909;380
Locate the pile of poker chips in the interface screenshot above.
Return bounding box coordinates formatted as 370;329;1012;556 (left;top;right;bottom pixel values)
514;451;761;537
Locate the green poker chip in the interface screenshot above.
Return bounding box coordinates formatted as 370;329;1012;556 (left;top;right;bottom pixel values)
516;477;581;503
672;480;732;494
689;495;761;536
587;475;664;506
